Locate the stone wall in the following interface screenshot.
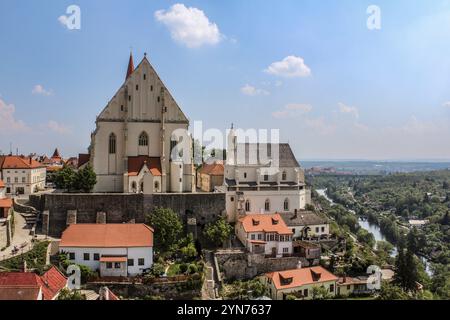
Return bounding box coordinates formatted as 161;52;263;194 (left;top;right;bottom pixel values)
214;250;307;281
35;192;226;237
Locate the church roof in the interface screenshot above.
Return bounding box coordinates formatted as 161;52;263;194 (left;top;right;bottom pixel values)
235;143;300;167
52;148;61;159
279;211;328;227
126;52;134;80
128;156;162;176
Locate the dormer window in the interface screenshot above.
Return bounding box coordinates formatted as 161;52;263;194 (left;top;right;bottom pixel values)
279;275;293;286
271;218;279;225
252;219;260;226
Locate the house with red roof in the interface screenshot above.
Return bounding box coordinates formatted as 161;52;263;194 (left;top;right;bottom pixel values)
59;224;154;277
235;213;293;257
0;179;12;218
264;266;338;300
197;161;224;192
0;155;46;195
0;266;67;300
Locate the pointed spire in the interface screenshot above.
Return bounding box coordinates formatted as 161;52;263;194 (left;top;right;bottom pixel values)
126;51;134;80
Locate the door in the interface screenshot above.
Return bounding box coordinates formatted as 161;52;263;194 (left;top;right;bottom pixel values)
271;247;276;257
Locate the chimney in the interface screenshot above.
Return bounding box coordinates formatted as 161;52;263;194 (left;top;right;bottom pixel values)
297;261;302;269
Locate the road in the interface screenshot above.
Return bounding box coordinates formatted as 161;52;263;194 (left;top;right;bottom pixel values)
0;211;33;261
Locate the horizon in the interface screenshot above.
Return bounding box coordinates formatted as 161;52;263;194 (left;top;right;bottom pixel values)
1;0;450;160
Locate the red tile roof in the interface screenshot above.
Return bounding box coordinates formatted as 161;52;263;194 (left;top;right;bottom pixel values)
0;179;4;188
37;266;67;300
0;198;13;209
77;153;90;168
0;155;45;169
266;266;338;290
0;272;42;300
199;162;224;176
239;214;293;235
128;156;162;176
60;224;154;248
99;256;127;263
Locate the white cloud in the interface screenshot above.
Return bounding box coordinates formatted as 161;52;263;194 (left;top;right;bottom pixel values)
0;98;29;132
304;117;336;135
45;120;71;134
32;85;53;96
338;102;359;118
272;103;312;119
264;56;311;78
241;84;270;96
155;3;222;48
443;101;450;108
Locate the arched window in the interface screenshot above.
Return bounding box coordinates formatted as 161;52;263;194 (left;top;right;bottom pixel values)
109;133;116;154
140;182;144;193
131;181;137;192
139;132;148;146
284;198;289;211
265;199;270;212
245;200;251;212
282;171;287;181
154;181;160;191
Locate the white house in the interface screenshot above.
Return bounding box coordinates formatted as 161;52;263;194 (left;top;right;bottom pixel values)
0;155;46;195
279;210;329;239
224;126;311;222
59;224;154;277
235;213;293;257
82;52;195;194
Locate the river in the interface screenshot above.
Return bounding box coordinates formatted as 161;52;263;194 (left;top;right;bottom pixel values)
317;188;432;275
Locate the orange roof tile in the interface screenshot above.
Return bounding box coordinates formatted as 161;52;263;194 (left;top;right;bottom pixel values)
128;156;162;176
0;179;4;188
0;155;45;169
37;266;67;300
266;266;338;290
238;214;293;235
99;256;127;263
60;224;154;248
199;162;224;176
0;198;13;208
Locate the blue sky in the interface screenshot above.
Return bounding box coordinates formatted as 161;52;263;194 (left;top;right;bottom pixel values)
1;0;450;160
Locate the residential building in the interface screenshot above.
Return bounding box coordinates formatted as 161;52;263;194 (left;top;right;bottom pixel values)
235;213;293;257
0;266;67;300
59;223;154;277
279;210;329;239
224;126;311;222
264;266;338;300
0;155;46;195
82;52;195;193
0;179;12;218
197;161;224;192
337;276;374;296
292;241;321;260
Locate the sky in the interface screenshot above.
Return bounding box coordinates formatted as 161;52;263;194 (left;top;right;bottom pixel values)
1;0;450;161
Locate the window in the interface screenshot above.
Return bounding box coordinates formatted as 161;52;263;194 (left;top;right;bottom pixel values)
170;139;177;155
321;227;325;232
139;132;148;146
131;181;137;192
83;253;90;261
69;252;75;260
265;199;270;211
316;227;320;233
114;262;121;269
283;248;289;253
257;234;262;240
284;198;289;211
22;177;25;183
230;197;234;202
128;95;131;101
143;74;146;80
93;253;100;261
330;284;335;293
106;262;113;269
150;85;153;91
136;84;139;91
292;228;295;234
15;177;18;183
282;171;287;180
157;96;160;103
244;172;247;179
128;259;134;266
138;258;145;266
121;105;124;111
303;289;308;297
251;234;256;240
6;178;10;183
109;133;116;154
264;174;269;181
245;200;251;212
154;181;159;190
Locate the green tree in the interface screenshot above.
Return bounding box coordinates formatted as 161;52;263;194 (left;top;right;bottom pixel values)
54;166;76;191
311;286;331;300
57;288;87;300
147;208;183;254
73;165;97;192
378;283;409;300
179;233;198;261
203;216;233;247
